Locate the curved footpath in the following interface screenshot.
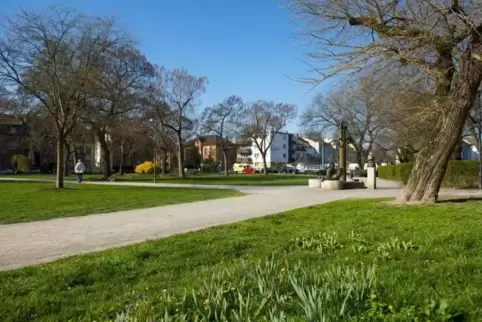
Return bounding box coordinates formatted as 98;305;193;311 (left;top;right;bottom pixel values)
0;178;478;271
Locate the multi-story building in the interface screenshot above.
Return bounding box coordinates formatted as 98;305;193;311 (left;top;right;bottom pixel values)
0;116;28;168
186;135;237;169
0;115;56;169
234;139;252;163
299;136;337;166
248;132;338;169
250;132;290;169
247;131;355;169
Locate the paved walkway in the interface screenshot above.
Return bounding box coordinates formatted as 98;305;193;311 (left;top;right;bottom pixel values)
1;177;478;271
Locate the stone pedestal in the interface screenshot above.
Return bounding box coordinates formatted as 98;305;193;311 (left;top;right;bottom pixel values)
308;178;322;188
321;180;343;190
367;167;376;189
344;181;365;189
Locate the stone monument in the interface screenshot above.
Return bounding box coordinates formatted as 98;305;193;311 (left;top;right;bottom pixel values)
326;162;337;179
308;121;364;190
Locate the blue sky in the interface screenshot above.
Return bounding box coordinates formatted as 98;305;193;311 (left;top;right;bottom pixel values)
1;0;331;132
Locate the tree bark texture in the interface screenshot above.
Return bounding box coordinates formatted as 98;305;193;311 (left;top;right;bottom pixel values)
396;55;482;203
64;142;70;177
223;150;228;176
97;132;111;180
161;152;166;175
262;153;268;175
56;135;65;189
118;151;125;175
177;141;185;178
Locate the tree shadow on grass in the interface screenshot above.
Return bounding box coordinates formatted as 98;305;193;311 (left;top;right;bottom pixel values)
437;197;482;204
379;196;482;206
40;188;82;191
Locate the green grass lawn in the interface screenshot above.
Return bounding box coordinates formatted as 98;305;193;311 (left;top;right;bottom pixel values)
0;181;242;224
1;199;482;321
1;173;315;186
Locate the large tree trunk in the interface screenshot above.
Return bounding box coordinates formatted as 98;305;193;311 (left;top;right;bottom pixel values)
160;150;166;175
64;143;70;177
56;135;65;189
396;58;482;204
98;132;111;180
177;141;185;178
261;153;268;175
119;152;125;175
118;141;125;175
223;150;228;176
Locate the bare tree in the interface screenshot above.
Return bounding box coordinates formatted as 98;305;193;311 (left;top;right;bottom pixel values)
463;92;482;155
201;95;243;176
146;120;178;175
0;6;123;188
83;44;155;179
110;118;149;174
285;0;482;203
239;100;297;174
64;123;94;176
151;68;207;178
301;78;384;168
0;96;17;115
374;73;443;162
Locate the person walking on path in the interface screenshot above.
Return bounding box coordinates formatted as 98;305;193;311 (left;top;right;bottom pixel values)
74;159;85;183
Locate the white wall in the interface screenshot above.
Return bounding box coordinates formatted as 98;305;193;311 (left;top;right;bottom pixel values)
251;132;290;168
302;137;337;166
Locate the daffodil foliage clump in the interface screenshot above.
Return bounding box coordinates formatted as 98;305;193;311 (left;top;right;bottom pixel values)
115;254;456;321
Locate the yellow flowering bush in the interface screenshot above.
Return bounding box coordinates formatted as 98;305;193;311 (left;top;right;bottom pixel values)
11;154;29;172
135;161;161;174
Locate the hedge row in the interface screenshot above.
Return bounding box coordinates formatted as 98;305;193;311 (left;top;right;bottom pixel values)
378;161;480;189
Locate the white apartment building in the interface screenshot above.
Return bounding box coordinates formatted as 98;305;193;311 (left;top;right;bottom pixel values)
301;137;337;166
251;132;290;169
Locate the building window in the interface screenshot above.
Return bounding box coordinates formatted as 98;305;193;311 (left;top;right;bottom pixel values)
283;153;286;158
254;153;259;158
8;126;18;135
8;141;17;150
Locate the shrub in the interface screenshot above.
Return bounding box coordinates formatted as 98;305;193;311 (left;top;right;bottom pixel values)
303;170;326;176
134;161;160;174
396;163;413;184
444;160;480;189
186;168;200;176
184;146;201;169
201;159;219;173
11;154;29;172
378;161;480;188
